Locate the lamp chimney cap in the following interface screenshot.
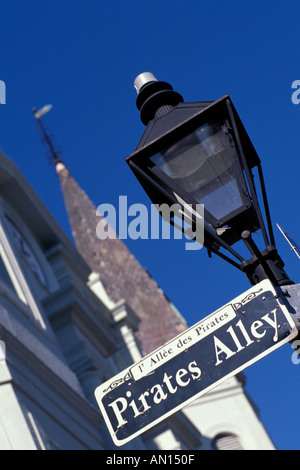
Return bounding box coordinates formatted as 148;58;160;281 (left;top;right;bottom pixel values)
134;72;157;94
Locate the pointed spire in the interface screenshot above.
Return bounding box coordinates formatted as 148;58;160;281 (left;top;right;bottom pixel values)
56;164;187;355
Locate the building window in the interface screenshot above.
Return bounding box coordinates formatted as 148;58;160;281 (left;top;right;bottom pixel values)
7;219;47;288
0;215;47;329
26;412;48;450
0;248;18;293
0;237;28;303
212;432;244;450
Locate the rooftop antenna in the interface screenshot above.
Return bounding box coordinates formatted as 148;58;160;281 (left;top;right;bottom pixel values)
32;104;61;165
277;224;300;260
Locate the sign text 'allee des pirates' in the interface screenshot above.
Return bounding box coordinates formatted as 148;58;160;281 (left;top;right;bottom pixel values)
94;280;298;446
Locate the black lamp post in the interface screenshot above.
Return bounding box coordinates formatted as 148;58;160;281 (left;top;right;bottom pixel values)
126;73;293;287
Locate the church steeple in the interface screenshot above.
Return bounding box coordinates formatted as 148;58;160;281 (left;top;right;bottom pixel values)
34;107;187;355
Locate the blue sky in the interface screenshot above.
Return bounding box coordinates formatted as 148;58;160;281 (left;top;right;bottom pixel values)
0;0;299;450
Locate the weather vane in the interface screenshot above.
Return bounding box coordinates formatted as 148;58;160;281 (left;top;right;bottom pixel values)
33;104;62;165
277;224;300;260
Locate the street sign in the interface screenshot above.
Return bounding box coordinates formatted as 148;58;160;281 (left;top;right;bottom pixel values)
94;280;298;447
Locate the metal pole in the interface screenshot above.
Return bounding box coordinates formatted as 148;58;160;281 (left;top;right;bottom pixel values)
242;230;279;285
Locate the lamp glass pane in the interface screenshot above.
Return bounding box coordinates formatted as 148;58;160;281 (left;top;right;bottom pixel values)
150;122;245;221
